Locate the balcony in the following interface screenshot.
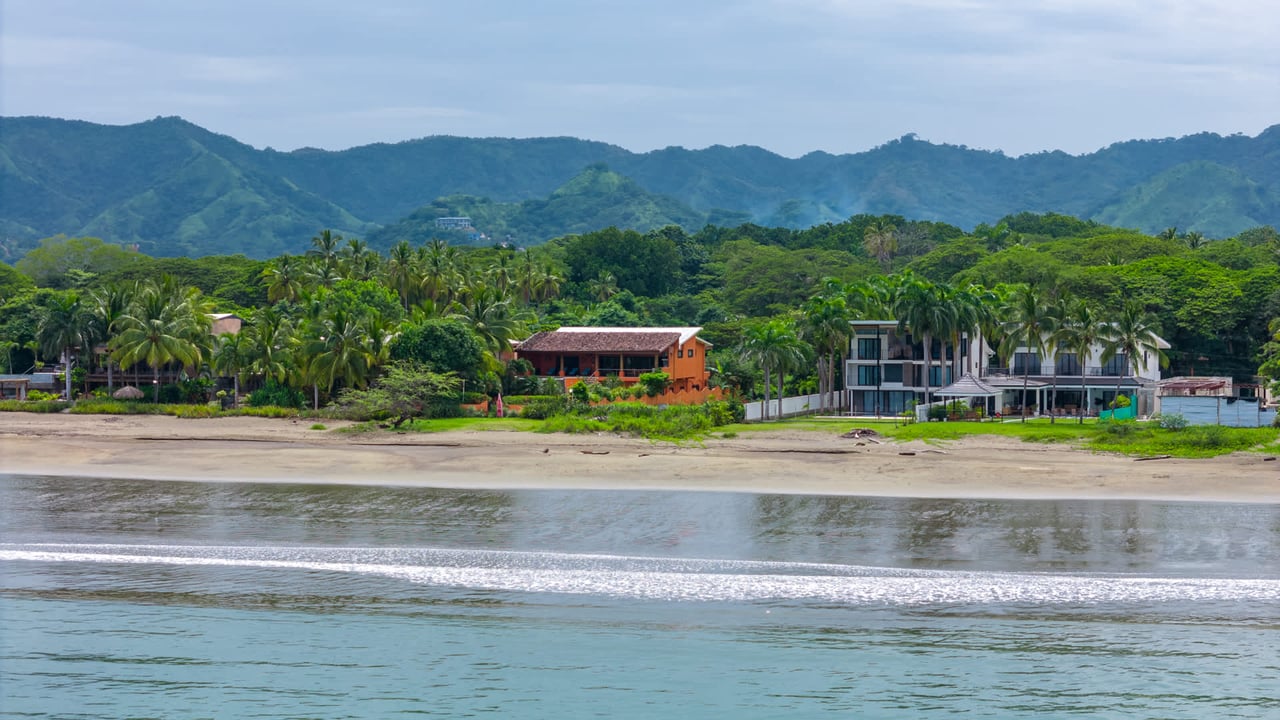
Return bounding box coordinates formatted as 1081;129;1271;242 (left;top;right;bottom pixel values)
987;365;1129;378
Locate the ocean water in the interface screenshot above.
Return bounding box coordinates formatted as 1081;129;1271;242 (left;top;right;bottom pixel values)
1;474;1278;719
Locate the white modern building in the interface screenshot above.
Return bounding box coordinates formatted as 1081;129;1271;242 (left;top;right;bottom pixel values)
844;319;1171;417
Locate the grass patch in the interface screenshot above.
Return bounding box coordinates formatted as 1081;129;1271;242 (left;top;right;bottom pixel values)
884;418;1098;444
0;399;68;413
1089;423;1278;458
309;423;327;430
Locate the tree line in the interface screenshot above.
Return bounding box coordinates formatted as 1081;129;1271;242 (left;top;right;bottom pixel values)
3;211;1279;412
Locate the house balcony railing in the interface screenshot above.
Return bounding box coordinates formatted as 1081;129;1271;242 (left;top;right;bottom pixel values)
986;365;1130;378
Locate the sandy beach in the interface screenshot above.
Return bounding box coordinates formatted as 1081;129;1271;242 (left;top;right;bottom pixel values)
2;413;1278;502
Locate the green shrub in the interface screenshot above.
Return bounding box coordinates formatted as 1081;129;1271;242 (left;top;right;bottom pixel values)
927;404;949;421
704;399;744;426
227;405;299;418
69;399;162;415
1156;413;1189;431
504;395;554;405
637;371;672;397
0;399;68;413
166;404;220;418
310;423;327;430
27;389;61;402
247;379;304;409
522;396;569;420
1102;420;1138;437
462;392;488;404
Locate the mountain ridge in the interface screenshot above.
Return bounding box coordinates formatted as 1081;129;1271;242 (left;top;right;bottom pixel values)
1;115;1277;258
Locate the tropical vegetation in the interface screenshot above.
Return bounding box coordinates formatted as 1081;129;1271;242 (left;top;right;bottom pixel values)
4;204;1280;439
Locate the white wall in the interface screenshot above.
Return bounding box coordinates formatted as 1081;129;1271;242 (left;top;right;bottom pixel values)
744;393;824;422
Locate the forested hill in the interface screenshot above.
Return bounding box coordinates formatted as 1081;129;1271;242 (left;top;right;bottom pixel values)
2;115;1278;259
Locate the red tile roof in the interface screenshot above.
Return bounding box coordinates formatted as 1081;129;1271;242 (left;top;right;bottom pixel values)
517;330;682;354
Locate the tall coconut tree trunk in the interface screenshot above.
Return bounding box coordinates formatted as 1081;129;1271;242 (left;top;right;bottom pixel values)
1050;364;1058;424
1080;365;1088;424
62;348;72;401
762;365;771;421
921;333;932;410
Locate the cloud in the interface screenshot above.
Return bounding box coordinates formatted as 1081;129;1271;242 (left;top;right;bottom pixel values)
1;1;1277;157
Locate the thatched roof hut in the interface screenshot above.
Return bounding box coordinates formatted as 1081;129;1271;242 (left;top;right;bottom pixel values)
113;386;144;400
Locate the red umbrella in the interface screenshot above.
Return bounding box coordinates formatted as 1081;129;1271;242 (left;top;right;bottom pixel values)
496;393;504;418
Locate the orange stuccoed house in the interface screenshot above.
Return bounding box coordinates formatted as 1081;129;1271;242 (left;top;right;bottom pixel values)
513;326;719;404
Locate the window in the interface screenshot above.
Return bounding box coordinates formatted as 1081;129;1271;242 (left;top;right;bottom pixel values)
857;338;881;360
883;364;903;383
1055;352;1080;376
857;366;880;386
677;349;684;358
1012;352;1040;375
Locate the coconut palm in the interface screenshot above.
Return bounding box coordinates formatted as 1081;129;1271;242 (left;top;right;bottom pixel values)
211;332;252;406
587;271;619;302
740;317;810;421
242;307;296;385
1042;295;1070;422
1054;298;1106;423
893;277;948;410
1001;285;1052;422
37;291;92;401
262;255;305;303
308;229;342;270
419;239;461;305
89;281;136;391
112;282;208;396
801;292;852;413
303;307;376;397
863;219;898;272
1101;301;1168;416
449;286;527;362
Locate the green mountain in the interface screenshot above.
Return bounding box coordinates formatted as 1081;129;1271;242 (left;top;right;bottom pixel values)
1094;161;1280;237
2;116;1278;259
367;164;708;249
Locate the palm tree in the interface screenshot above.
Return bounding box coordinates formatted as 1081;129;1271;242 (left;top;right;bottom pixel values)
801;292;851;413
89;281;136;391
863;219;898;272
303;307;375;401
387;240;421;309
112;282;207;396
308;229;342;270
740;317;810;421
1001;285;1051;422
211;332;252;406
893;277;948;410
1157;226;1178;241
37;291;92;401
242;307;296;385
587;271;619;302
1183;230;1206;250
1101;301;1168;417
449;286;527;362
419;239;460;305
1042;295;1070;423
262;255;304;303
1054;298;1106;423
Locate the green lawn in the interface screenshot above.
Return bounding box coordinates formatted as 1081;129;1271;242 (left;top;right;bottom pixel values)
727;416;1280;459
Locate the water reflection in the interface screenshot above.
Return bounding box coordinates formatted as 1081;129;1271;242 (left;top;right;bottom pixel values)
3;475;1279;577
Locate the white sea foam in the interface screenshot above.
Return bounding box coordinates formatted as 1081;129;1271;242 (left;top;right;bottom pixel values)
4;543;1279;605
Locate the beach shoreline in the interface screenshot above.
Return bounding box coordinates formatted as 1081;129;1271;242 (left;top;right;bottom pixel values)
2;413;1278;503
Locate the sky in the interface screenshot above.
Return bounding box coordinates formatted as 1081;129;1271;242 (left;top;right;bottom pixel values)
3;1;1277;158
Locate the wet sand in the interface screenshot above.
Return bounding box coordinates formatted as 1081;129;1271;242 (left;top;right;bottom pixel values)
2;413;1278;502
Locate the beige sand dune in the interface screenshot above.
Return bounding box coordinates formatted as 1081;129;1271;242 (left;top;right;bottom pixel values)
2;413;1278;502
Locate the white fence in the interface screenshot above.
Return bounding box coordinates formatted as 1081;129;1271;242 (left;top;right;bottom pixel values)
744;393;826;422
